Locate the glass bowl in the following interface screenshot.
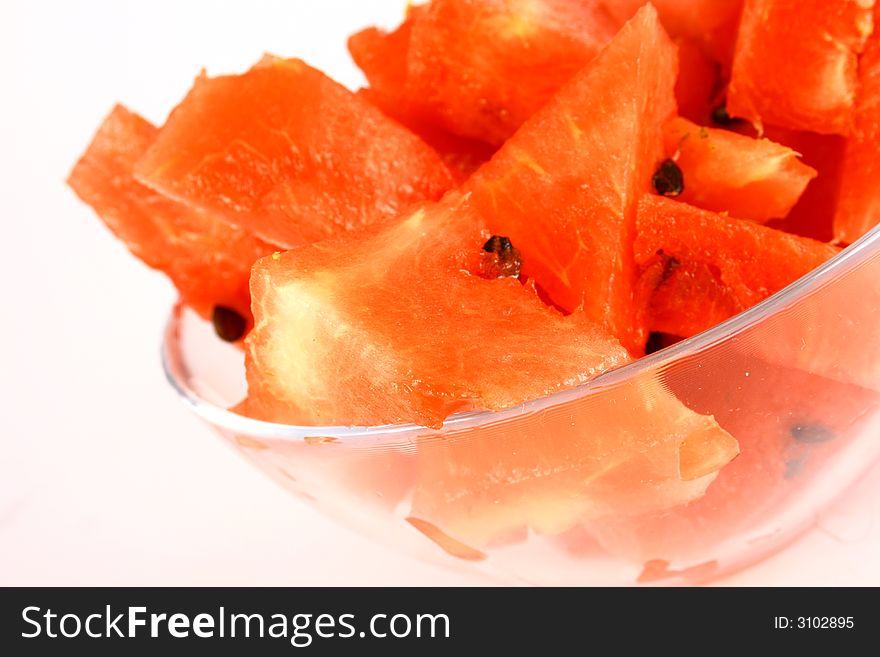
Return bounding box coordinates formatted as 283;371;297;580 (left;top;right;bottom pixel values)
162;226;880;585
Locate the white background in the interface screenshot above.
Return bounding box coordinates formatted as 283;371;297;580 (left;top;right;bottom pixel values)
1;0;878;586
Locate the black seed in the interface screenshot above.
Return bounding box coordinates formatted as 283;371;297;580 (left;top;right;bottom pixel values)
790;423;835;444
483;235;513;254
652;159;684;197
710;103;744;127
212;305;247;342
645;332;665;355
480;235;522;278
644;332;682;354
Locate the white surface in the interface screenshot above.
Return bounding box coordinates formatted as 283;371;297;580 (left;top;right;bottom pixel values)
1;0;878;586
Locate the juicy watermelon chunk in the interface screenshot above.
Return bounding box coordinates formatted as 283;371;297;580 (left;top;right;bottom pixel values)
602;0;743;73
728;0;875;134
465;5;678;353
355;89;496;183
399;0;621;145
579;352;879;565
68;105;275;323
663;117;817;223
244;193;632;428
410;374;739;547
135;57;454;249
636;196;840;337
834;3;880;244
348;9;495;181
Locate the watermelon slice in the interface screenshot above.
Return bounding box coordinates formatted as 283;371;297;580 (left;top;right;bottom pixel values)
636;196;840;337
351;2;722;148
465;5;678;353
134;56;454;249
355;90;495;184
663;117;817;223
834;2;880;244
578;351;879;565
410;373;739;547
244;192;632;428
394;0;621;145
602;0;743;73
348;9;496;181
728;0;875;134
67;105;276;324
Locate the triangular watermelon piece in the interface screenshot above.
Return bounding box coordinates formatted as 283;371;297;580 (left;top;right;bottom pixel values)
636;195;840;337
244;193;632;428
465;5;678;353
663;117;817;223
399;0;621;145
134;57;454;249
67;105;276;324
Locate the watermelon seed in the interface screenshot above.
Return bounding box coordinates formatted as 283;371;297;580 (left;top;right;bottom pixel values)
652;159;684;197
710;103;744;128
645;331;683;355
790;423;835;444
480;235;522;279
212;305;247;342
645;332;665;355
483;235;513;254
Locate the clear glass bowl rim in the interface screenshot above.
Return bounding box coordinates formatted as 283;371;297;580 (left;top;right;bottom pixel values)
161;224;880;441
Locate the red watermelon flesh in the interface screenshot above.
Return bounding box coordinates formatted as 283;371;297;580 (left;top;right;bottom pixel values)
351;4;718;156
348;9;495;181
764;129;846;243
67;105;276;324
402;0;621;145
636;196;840;338
602;0;743;73
577;351;880;566
465;5;678;353
347;3;424;95
635;257;744;338
728;0;875;135
834;2;880;244
674;39;720;125
355;88;496;183
410;373;739;547
663;117;817;223
243;192;633;428
134;56;454;249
